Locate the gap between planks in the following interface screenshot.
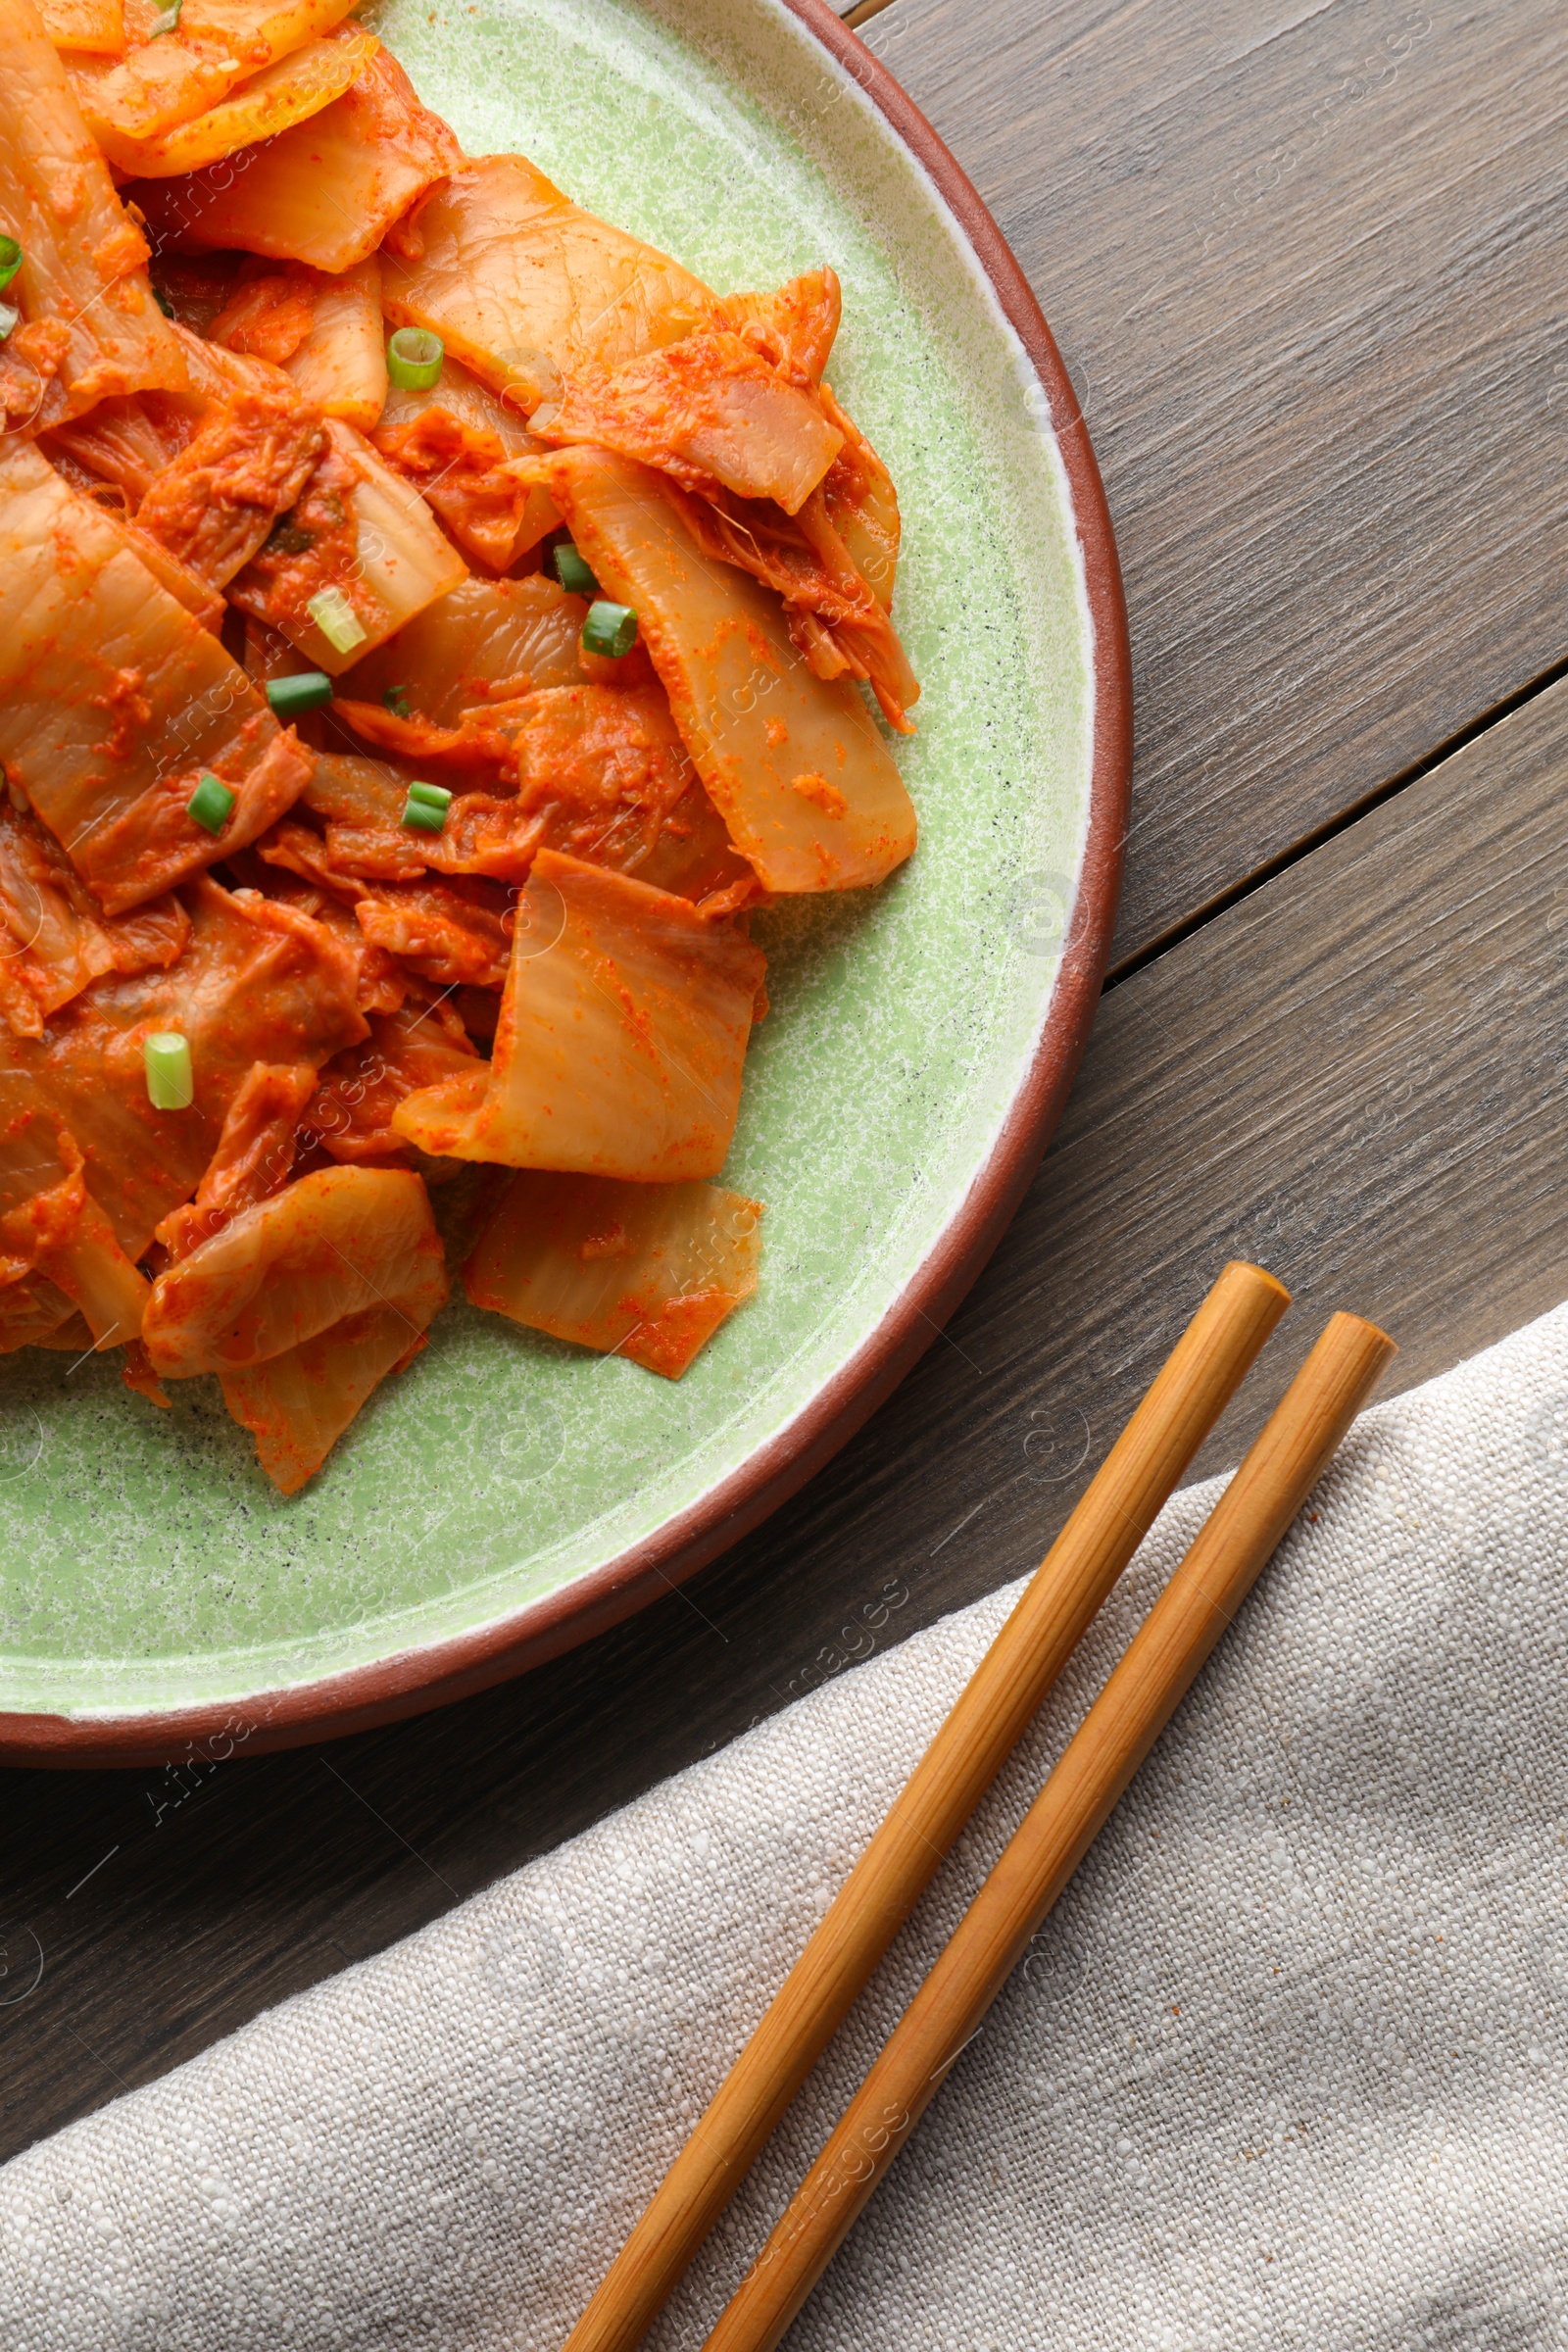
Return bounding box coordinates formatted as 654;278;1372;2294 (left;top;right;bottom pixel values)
1106;649;1568;994
834;0;1568;994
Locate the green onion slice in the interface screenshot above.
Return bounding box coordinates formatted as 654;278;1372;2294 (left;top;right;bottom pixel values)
581;600;638;660
406;780;452;808
306;586;367;657
145;1032;193;1110
382;683;413;719
401;791;449;833
265;670;333;718
0;238;21;296
553;542;600;598
386;327;444;392
149;0;181;32
186;771;235;835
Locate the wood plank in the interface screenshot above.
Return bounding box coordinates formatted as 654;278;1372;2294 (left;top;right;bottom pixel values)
855;0;1568;960
7;674;1568;2161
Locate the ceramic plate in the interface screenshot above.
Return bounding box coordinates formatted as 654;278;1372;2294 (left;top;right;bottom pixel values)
0;0;1129;1763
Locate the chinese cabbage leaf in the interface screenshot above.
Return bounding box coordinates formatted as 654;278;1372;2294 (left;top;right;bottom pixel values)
392;848;763;1181
466;1170;760;1378
545;448;915;894
0;440;311;915
380;153;718;414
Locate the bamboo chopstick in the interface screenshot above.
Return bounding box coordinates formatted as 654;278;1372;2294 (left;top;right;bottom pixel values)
564;1261;1290;2352
702;1309;1395;2352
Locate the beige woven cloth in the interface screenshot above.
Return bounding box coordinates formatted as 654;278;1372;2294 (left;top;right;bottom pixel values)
3;1304;1567;2347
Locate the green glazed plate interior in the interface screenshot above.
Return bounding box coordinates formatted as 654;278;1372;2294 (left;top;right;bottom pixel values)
0;0;1097;1724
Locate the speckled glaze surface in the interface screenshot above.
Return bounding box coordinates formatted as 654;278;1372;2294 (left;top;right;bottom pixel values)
0;0;1126;1755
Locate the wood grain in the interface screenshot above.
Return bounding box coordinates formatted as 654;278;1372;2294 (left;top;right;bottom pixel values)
858;0;1568;961
6;671;1567;2167
562;1262;1289;2352
703;1314;1396;2352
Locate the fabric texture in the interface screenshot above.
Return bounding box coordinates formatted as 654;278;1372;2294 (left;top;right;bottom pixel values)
4;1305;1568;2348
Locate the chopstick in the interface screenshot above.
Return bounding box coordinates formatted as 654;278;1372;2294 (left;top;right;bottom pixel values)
564;1260;1290;2352
701;1309;1396;2352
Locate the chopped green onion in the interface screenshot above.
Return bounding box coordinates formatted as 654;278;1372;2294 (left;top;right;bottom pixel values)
265;670;333;718
149;0;181;32
553;542;600;598
382;683;413;719
401;783;450;832
0;304;16;345
186;771;235;834
0;238;20;296
145;1032;193;1110
581;600;638;660
306;586;367;657
386;327;444;391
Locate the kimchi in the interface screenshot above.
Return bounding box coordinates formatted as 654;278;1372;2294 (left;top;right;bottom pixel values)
0;0;919;1490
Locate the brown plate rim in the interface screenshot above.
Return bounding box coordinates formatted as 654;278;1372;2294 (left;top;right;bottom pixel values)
0;0;1132;1768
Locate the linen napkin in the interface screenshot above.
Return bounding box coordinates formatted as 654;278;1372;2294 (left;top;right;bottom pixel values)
3;1301;1567;2349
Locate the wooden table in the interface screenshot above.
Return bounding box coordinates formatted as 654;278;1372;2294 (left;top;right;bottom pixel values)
4;0;1566;2166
